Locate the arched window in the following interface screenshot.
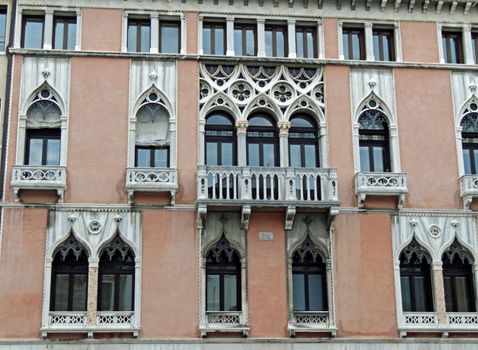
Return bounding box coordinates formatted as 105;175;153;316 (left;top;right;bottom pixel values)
442;239;476;312
289;114;319;168
399;239;433;312
247;113;279;167
50;235;88;312
135;92;170;168
206;234;241;312
460;106;478;174
25;89;62;166
98;235;135;311
292;236;328;311
358;103;391;172
205;113;236;166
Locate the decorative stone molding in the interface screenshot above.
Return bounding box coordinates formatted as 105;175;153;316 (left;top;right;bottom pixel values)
460;175;478;209
126;167;178;204
355;172;408;208
11;165;67;202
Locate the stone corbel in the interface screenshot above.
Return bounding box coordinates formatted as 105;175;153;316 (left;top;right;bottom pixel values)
398;193;405;209
128;190;134;204
357;193;366;208
464;195;473;210
57;189;64;203
241;205;251;230
197;204;207;229
327;207;340;230
285;206;296;230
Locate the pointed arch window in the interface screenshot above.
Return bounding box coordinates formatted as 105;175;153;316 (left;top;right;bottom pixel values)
358;101;391;172
206;234;241;312
135;91;171;168
292;236;328;311
205;112;236;166
247;113;279;167
399;239;434;312
460;104;478;174
442;240;476;312
98;235;135;312
50;235;88;312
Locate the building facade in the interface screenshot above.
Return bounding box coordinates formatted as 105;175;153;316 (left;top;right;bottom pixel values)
0;0;477;349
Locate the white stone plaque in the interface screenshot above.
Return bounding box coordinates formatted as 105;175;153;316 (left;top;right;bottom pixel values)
259;232;274;241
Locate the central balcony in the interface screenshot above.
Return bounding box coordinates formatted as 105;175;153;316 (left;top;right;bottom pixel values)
11;165;67;201
126;167;178;203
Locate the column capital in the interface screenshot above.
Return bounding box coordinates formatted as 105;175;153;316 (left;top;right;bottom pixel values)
236;120;249;133
278;121;291;135
257;18;265;24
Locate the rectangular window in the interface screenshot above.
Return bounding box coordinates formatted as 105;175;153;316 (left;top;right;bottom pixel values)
135;146;169;167
127;18;151;53
0;9;7;51
234;22;256;56
472;31;478;64
53;16;76;50
265;24;287;57
442;30;464;64
159;21;180;54
25;129;61;166
373;27;395;61
342;25;365;60
22;15;44;49
100;274;115;311
296;25;317;59
202;21;226;55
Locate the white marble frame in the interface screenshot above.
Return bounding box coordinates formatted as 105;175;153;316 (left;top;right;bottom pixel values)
437;23;476;65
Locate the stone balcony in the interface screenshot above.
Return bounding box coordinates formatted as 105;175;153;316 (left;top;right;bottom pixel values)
200;311;249;337
11;165;67;201
399;311;478;337
126;167;178;203
354;172;408;208
288;311;337;337
460;175;478;209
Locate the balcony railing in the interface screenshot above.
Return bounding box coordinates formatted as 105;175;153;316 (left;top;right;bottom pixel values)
48;311;86;329
11;165;67;201
96;311;135;328
200;311;249;337
400;312;478;336
460;175;478;209
197;166;338;205
288;311;336;336
355;172;407;208
126;167;178;201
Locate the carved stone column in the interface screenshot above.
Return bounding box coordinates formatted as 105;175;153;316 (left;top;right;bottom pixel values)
473;263;478;313
431;261;447;325
86;258;99;327
326;258;334;327
236;120;248;166
278;121;290;168
240;258;248;326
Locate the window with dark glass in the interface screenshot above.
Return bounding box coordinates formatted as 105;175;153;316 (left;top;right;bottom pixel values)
472;31;478;64
206;234;241;312
342;25;365;60
399;239;434;312
127;18;150;53
203;21;226;55
358;106;391;172
0;8;7;51
247;114;279;167
442;30;464;64
289;115;319;168
296;25;317;59
98;235;135;312
265;24;287;57
50;236;88;312
135;146;169;168
25;129;61;166
205;113;236;166
292;236;328;312
234;22;256;56
460;107;478;174
373;27;395;61
443;240;476;313
22;15;44;49
53;16;76;50
159;21;180;54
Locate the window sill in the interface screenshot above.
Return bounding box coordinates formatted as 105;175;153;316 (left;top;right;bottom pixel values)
11;165;67;202
288;311;336;337
354;171;408;208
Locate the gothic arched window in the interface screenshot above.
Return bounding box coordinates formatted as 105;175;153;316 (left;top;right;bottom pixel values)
135;92;170;168
399;239;433;312
50;235;88;312
206;234;241;312
358;102;391;172
292;236;328;311
442;239;476;312
205;112;237;166
289;114;319;168
460;106;478;174
98;235;135;312
247;113;279;167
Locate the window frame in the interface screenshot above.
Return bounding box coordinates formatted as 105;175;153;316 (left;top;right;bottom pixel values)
21;14;44;49
288;115;319;168
24;128;61;166
443;255;476;313
246;114;279;167
202;20;226;56
442;29;464;64
265;23;288;58
127;17;151;53
342;25;365;60
0;8;7;51
292;254;328;312
135;145;170;168
462;131;478;175
399;256;434;313
358;127;391;172
372;26;395;61
295;25;318;59
52;15;76;50
159;20;181;54
234;21;257;56
472;30;478;64
205;113;237;166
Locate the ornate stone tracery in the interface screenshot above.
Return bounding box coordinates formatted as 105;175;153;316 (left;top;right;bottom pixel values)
400;238;431;264
443;239;474;264
54;234;88;261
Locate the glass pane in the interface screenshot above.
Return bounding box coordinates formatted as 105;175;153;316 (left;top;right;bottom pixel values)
119;274;133;311
136;148;150;167
207;114;232;125
400;276;412;312
234;28;242;55
276;30;285;57
359;146;370;172
306;32;314;58
46;139;60;166
265;29;273;57
161;24;179;53
53;21;64;49
215;27;224;55
100;274;116;311
206;142;218;166
246;29;255;56
308;274;325;311
206;274;220;311
382;34;390;61
455;276;470;312
24;19;43;49
54;274;69;311
373;146;385;172
413;276;427;312
293;273;305;311
373;33;380;60
352;32;361;60
0;12;6;51
221;142;233;166
248;143;259;166
203;27;211;54
290;144;301;167
67;22;76;50
224;275;238;311
154;148;168;167
450;37;458;64
140;24;150;52
473;150;478;175
442;37;448;63
127;23;137;52
444;276;453;312
342;32;349;59
304;144;317;167
463;149;472;174
28;138;43;165
296;32;304;58
263;143;275;167
72;274;87;311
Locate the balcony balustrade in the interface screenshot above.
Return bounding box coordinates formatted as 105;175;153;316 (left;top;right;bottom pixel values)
200;311;249;337
460;175;478;209
288;311;336;337
355;172;408;208
399;311;478;336
11;165;67;201
126;167;178;203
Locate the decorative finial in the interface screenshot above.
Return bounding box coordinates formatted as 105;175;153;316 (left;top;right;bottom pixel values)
368;79;377;90
42;68;51;79
469;82;477;93
149;71;158;81
409;218;417;227
303;215;312;232
451;219;459;228
68;213;76;223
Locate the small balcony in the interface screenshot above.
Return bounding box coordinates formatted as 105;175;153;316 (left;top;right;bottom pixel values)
355;172;408;208
126;167;178;203
11;165;67;201
399;311;478;337
288;311;336;337
460;175;478;209
200;311;249;337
